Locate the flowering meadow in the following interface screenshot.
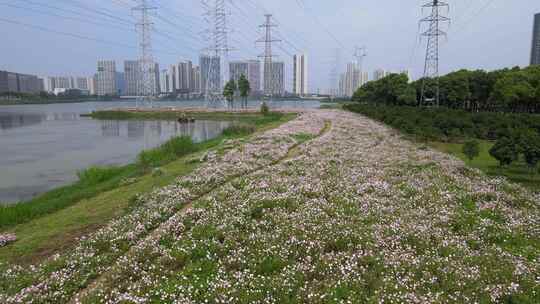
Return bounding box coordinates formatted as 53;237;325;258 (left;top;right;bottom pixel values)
1;110;539;303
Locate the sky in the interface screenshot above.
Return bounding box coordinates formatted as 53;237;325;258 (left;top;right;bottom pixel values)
0;0;539;93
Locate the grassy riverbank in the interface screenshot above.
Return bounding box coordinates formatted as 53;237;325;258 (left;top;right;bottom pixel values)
344;104;540;191
430;140;540;190
0;112;295;264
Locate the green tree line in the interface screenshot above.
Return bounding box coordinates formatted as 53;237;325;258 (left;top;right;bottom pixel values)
353;65;540;113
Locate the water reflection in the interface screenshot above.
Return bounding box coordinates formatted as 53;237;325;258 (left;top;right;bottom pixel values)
0;111;231;203
0;113;45;130
0;99;322;203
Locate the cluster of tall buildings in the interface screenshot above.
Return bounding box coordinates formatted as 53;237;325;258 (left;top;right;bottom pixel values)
43;76;95;95
161;60;200;96
336;66;410;98
1;49;310;98
338;62;369;98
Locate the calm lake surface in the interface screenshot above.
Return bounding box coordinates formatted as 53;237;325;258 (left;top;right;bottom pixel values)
0;99;320;204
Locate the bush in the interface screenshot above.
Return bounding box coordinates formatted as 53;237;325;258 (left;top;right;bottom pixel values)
260;102;269;115
343;104;540;143
462;140;480;161
519;129;540;170
489;137;519;167
137;136;197;170
77;166;124;185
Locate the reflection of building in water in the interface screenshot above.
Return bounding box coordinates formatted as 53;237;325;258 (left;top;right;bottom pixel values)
127;121;145;139
143;121;163;150
0;113;45;130
50;112;80;121
147;121;162;136
101;120;120;137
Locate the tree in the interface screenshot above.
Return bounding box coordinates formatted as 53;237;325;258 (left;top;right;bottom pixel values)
223;79;237;109
519;129;540;171
462;140;480;161
238;74;251;109
489;137;519;167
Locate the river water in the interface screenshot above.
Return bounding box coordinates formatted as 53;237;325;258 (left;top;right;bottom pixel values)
0;100;319;203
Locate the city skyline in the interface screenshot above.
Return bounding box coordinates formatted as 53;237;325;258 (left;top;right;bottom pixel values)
0;1;539;93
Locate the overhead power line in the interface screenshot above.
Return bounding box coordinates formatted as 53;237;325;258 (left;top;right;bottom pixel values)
0;17;188;58
451;0;496;33
292;0;345;48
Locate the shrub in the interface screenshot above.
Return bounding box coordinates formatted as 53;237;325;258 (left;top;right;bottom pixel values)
462;140;480;161
222;123;256;136
162;136;197;157
77;166;124;185
260;102;269;115
489;137;519;167
137;136;197;170
519;129;540;170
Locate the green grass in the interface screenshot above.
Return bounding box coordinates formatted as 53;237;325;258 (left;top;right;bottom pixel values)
137;136;198;171
0;136;197;230
429;140;540;191
222;124;256;137
0;165;136;230
0;112;295;264
85;110;284;121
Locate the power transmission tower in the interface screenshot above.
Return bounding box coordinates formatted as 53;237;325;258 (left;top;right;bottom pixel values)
353;46;367;71
257;14;281;100
133;0;157;107
201;0;232;105
419;0;449;107
329;48;341;98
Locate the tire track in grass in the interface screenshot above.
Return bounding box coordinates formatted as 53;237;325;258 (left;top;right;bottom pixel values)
69;117;332;304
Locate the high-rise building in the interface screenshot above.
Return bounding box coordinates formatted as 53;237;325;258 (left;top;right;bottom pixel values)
159;69;169;94
271;61;285;97
229;61;248;82
247;60;261;93
337;62;369;98
75;77;89;90
168;64;178;93
124;60;140;96
373;69;392;81
87;76;96;95
115;72;125;96
56;77;72;89
229;60;261;95
293;54;308;96
96;60;117;96
191;65;201;93
177;61;193;92
531;13;540;65
200;55;221;96
0;70;42;94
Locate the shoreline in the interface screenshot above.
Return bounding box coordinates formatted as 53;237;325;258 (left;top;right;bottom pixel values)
0;111;295;263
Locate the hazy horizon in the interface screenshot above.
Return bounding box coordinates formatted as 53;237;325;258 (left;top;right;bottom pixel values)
1;0;539;92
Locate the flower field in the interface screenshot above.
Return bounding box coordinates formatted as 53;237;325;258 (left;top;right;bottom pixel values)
1;110;539;303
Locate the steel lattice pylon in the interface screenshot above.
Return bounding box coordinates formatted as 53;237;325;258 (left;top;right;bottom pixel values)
328;48;340;98
133;0;157;107
420;0;449;107
257;14;280;100
201;0;232;106
353;46;367;72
